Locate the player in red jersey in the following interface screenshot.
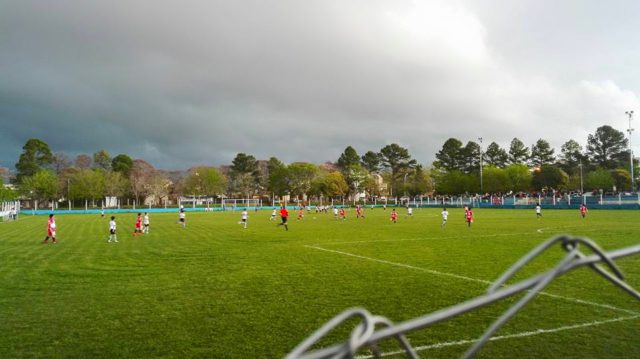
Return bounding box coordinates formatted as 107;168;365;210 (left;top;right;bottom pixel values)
297;209;304;220
356;205;365;219
390;208;398;223
43;214;58;244
466;207;474;227
339;207;346;220
580;203;588;219
133;213;143;236
278;206;289;231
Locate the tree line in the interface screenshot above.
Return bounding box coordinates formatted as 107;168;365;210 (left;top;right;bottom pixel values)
433;125;634;194
4;124;634;205
6;139;430;205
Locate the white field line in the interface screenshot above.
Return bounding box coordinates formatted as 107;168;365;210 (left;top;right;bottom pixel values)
304;245;640;315
316;227;601;246
355;314;640;359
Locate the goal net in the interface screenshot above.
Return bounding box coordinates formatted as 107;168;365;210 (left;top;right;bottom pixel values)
221;198;261;210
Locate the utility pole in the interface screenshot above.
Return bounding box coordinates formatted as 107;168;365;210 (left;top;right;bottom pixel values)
626;111;635;192
478;137;484;193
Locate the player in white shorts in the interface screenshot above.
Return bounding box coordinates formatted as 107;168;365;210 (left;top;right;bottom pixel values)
108;216;118;243
441;208;449;228
270;208;277;221
178;209;186;228
239;209;248;229
143;212;150;233
407;207;413;217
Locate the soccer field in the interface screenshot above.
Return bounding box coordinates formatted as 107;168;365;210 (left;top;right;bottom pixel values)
0;208;639;358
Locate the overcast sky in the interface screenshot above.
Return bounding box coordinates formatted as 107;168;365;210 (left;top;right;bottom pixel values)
1;0;639;170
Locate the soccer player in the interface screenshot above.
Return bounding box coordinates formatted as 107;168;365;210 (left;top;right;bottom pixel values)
535;204;542;218
133;213;143;236
390;208;398;223
297;208;305;220
466;207;474;227
339;207;346;220
441;208;448;228
108;216;118;243
356;205;364;219
100;209;105;218
278;206;289;231
43;214;57;244
407;207;413;218
239;208;248;229
143;212;150;234
463;205;469;220
580;203;588;219
270;208;277;221
178;209;186;228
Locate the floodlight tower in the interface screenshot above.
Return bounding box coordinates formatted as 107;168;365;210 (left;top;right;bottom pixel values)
478;137;484;193
626;110;635;192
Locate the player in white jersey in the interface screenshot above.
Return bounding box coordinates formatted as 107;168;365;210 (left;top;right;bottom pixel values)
108;216;118;243
143;212;150;233
407;207;413;217
178;209;186;228
238;209;248;229
333;207;339;219
535;204;542;218
441;208;449;228
270;208;277;221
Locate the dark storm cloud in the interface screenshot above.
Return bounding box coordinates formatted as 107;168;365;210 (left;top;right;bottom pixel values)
1;0;638;170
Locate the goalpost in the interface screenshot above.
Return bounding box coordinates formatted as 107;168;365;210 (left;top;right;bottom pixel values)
0;201;20;222
221;198;261;210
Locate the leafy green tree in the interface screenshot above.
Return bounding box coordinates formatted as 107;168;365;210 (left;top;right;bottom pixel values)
558;139;584;172
229;153;260;197
585;168;614;191
504;164;532;192
483;166;509;193
286;163;317;199
323;171;349;198
530;139;556;167
610;169;631;192
111;154;133;175
337;146;360;169
361;151;381;173
508;138;530;164
0;177;17;201
15;138;54;183
434;138;464;171
532;165;568;190
103;171;128;198
485;142;509;168
586;125;629;169
93;150;112;171
461;141;482;173
379;143;417;196
68;169;105;202
342;164;369;196
267;157;288;196
406;165;432;196
434;170;477;194
21;170;59;202
182;167;227;197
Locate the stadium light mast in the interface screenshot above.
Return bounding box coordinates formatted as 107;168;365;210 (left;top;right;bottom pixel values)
579;160;584;194
626;110;635;192
478;137;484;193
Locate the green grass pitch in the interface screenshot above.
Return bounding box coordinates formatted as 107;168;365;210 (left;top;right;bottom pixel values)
0;208;639;358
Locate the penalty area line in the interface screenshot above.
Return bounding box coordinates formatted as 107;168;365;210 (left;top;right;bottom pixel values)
355;314;640;358
304;245;640;315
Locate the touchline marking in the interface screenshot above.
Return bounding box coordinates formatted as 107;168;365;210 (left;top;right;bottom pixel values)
305;245;639;315
317;227;601;246
355;315;640;358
